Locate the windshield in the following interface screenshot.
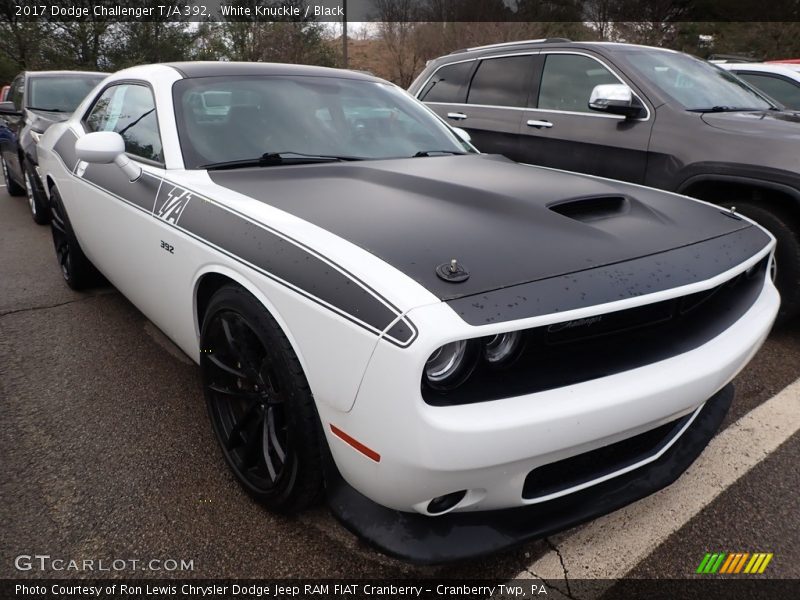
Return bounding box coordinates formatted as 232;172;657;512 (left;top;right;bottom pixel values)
626;51;773;111
28;74;106;112
174;75;470;169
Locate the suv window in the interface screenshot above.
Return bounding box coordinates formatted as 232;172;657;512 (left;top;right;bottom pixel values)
28;74;105;112
418;61;474;103
538;54;618;113
626;52;771;111
85;84;163;163
735;72;800;110
467;56;533;107
9;75;24;111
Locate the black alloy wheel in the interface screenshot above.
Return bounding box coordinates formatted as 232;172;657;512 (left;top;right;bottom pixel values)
201;286;324;512
732;200;800;322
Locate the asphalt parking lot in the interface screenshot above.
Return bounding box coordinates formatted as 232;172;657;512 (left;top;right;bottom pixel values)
1;185;799;588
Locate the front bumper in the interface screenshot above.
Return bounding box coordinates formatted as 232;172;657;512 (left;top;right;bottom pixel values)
322;274;777;516
326;383;733;564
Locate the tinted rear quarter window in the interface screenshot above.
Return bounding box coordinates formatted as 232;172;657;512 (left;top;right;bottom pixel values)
419;61;474;103
467;56;533;107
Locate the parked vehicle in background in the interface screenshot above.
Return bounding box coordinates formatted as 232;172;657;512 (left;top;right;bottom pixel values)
0;85;10;102
410;40;800;321
36;61;778;562
768;59;800;64
0;70;106;223
719;63;800;110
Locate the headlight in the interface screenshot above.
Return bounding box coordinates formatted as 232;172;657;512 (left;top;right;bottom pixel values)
483;331;523;365
424;340;476;390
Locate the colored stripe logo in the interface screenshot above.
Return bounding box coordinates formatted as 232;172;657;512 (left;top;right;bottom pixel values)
696;552;773;574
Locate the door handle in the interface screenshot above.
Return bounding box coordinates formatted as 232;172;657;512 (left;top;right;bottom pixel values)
447;112;468;120
526;119;553;129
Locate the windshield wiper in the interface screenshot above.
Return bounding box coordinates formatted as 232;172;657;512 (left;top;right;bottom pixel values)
28;107;67;112
688;106;764;113
412;150;468;157
202;151;363;171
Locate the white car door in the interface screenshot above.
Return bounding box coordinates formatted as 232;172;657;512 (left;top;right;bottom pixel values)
67;82;174;323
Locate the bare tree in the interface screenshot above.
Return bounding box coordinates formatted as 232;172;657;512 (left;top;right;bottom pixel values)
372;0;426;87
0;1;49;71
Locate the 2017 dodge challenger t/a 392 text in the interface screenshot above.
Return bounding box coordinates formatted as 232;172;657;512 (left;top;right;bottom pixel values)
37;62;778;563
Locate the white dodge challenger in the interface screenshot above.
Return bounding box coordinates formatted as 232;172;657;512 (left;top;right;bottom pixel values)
37;62;779;563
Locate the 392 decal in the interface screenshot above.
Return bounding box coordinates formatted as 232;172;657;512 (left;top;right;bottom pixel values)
160;240;175;255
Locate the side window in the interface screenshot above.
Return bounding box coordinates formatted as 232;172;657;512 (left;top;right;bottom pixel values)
538;54;619;113
467;56;533;107
9;76;24;111
418;61;474;103
737;72;800;110
85;84;163;163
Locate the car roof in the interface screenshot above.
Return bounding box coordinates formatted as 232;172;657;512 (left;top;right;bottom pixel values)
22;70;106;77
445;39;675;59
164;61;384;83
719;63;800;79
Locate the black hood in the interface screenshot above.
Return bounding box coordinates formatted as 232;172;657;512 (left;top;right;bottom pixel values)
701;109;800;139
209;154;754;301
27;108;70;130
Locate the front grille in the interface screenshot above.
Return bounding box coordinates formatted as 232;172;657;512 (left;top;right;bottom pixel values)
522;412;692;500
423;256;768;406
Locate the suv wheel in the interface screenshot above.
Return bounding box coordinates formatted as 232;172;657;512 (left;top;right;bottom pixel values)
733;201;800;321
2;156;25;196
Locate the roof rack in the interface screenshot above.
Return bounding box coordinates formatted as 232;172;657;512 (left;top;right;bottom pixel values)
452;38;571;54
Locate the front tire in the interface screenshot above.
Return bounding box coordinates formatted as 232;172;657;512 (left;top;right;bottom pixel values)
49;186;103;289
201;285;325;513
2;155;25;196
733;201;800;321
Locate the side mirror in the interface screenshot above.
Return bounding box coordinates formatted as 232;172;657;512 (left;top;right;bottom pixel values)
588;84;645;119
452;126;471;144
75;131;141;181
0;101;22;116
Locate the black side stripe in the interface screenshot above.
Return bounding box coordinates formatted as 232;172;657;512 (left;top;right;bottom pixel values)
50;132;417;347
53;128;79;171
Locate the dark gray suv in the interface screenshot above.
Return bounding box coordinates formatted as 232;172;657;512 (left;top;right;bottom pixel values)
410;39;800;320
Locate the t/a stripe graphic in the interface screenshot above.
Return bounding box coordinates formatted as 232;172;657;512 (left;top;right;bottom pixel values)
157;187;192;224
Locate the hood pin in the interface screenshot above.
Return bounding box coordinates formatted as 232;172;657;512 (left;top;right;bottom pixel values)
436;258;470;283
722;205;742;220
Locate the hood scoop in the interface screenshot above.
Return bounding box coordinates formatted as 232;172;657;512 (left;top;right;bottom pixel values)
549;196;627;223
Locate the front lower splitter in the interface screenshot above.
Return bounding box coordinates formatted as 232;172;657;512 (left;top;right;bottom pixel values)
325;383;733;564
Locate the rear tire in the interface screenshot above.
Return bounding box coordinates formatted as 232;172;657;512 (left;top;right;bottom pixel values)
200;285;325;513
732;201;800;321
2;155;25;196
25;161;49;225
48;186;103;290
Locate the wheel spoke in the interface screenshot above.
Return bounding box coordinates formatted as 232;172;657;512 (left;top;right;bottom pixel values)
243;412;266;468
207;353;247;378
226;402;261;450
208;382;260;400
267;407;286;462
51;211;65;232
262;413;277;482
220;316;239;355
